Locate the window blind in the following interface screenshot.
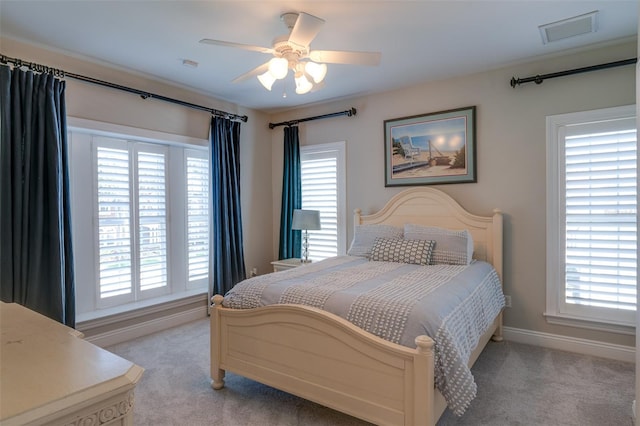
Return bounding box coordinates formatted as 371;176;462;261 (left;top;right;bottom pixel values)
564;124;637;311
137;151;168;292
70;123;210;318
96;146;133;299
301;153;338;260
186;154;210;282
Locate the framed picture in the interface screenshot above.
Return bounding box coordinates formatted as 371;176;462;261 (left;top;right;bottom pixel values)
384;106;476;186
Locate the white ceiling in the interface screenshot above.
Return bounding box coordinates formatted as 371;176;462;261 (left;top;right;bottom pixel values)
1;1;637;113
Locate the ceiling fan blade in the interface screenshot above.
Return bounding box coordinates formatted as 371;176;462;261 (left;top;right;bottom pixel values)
199;38;274;54
288;12;325;47
309;50;381;66
232;62;269;83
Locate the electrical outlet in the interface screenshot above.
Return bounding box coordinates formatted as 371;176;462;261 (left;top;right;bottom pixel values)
504;295;512;308
250;267;258;277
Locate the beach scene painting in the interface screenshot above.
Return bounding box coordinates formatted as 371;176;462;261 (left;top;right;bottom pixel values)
384;106;476;186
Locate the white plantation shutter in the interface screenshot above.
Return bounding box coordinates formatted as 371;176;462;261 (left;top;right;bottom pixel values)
546;106;636;331
301;144;345;260
136;149;168;292
70;121;210;318
94;139;169;305
185;151;210;282
96;145;132;299
564;120;636;311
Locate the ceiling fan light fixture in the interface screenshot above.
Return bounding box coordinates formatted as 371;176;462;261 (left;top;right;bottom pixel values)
268;57;289;79
294;72;313;94
257;71;276;90
305;61;327;83
202;11;381;96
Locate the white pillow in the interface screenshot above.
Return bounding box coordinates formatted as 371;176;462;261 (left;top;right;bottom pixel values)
403;224;474;265
347;224;403;258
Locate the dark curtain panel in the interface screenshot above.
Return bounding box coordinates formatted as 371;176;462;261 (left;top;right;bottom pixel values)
278;125;302;260
0;65;75;327
210;116;246;295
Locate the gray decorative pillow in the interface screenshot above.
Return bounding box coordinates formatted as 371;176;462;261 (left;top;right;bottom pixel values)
369;238;435;265
403;224;474;265
347;224;404;258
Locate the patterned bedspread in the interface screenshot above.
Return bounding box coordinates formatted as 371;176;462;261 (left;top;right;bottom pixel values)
223;256;505;416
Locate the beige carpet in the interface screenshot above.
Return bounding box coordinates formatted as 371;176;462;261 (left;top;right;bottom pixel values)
107;318;635;426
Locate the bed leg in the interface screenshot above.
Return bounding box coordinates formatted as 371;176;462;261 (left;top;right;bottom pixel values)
491;312;504;342
210;294;226;390
211;370;226;390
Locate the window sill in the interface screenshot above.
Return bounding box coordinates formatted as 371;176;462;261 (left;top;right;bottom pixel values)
543;311;635;336
77;289;209;327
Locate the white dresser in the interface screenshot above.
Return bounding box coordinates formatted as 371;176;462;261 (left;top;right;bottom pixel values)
0;302;144;426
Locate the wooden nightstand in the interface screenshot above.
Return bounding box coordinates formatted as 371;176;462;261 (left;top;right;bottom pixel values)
271;258;310;272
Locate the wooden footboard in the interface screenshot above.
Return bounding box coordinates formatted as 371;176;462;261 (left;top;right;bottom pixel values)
210;295;502;425
211;295;439;426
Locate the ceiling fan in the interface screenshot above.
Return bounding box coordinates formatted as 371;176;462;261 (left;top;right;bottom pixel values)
199;11;381;95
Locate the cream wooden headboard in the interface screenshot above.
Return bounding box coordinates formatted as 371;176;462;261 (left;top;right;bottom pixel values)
354;187;503;281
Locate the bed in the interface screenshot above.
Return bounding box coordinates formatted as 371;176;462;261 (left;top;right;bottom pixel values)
210;187;504;425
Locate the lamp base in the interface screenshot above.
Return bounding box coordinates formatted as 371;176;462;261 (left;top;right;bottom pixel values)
301;230;311;264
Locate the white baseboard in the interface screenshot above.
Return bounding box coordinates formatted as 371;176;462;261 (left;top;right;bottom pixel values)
503;326;635;363
84;306;208;348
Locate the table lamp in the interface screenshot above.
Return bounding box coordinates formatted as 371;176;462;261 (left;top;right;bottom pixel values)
291;209;321;263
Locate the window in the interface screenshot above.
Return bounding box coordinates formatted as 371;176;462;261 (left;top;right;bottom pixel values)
95;143;134;299
185;150;210;283
300;142;346;261
69;119;210;320
95;140;170;303
546;105;636;333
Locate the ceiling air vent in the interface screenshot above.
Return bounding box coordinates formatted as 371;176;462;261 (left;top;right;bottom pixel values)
539;11;598;44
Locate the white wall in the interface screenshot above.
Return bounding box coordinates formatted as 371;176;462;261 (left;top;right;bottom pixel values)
270;40;637;349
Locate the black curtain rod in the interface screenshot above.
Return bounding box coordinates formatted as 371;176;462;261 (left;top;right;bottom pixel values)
269;107;356;129
510;58;637;88
0;54;248;123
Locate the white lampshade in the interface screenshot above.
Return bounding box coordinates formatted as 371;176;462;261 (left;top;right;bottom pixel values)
291;209;321;231
257;71;276;90
268;57;289;79
304;61;327;83
294;73;313;94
